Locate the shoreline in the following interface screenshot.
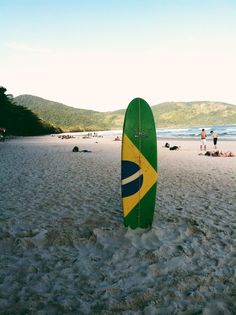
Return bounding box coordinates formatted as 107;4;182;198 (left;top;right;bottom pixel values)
4;134;236;141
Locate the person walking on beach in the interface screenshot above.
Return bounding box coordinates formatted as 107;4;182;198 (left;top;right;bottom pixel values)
210;130;218;149
200;128;207;151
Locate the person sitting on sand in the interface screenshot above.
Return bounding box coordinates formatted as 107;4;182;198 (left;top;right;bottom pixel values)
163;143;180;150
221;150;235;157
200;150;235;157
72;146;92;153
205;150;220;157
114;136;121;141
80;149;92;153
72;146;79;152
169;145;180;151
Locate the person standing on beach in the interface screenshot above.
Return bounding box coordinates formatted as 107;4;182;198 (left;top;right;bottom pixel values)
200;128;207;151
210;130;218;149
0;127;6;142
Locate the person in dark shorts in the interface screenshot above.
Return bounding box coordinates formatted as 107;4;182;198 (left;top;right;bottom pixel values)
210;130;218;149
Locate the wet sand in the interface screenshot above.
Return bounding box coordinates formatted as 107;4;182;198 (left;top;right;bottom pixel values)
0;135;235;314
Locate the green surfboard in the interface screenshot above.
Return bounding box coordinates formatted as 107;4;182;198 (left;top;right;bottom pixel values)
121;98;158;229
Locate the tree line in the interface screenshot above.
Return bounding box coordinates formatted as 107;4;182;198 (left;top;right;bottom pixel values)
0;86;61;136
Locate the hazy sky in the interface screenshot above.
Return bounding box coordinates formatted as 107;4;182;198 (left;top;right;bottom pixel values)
1;0;236;111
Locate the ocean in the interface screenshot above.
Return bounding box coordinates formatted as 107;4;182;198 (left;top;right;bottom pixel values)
156;125;236;140
94;125;236;140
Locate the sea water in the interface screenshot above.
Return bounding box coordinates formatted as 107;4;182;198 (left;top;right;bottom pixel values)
62;125;236;139
97;125;236;140
156;125;236;140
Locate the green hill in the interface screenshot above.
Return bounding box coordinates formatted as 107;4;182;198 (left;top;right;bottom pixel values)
14;95;236;131
14;95;125;132
152;101;236;128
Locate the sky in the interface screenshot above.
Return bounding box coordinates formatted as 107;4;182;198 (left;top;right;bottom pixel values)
1;0;236;111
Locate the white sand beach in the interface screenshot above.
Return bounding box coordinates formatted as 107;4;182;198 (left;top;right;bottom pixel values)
0;135;235;314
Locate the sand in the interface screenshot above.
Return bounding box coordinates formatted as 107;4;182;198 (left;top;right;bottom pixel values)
0;135;235;315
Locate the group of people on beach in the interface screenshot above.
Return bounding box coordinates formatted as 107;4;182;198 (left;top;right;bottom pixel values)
82;132;103;139
58;134;75;140
200;129;218;151
200;128;234;157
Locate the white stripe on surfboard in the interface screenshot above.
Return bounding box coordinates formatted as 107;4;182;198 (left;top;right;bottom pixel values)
122;170;143;186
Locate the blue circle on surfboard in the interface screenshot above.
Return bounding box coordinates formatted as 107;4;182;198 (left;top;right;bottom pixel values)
121;160;143;197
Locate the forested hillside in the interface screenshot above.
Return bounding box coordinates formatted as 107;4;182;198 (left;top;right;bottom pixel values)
152;101;236;127
14;95;124;131
14;95;236;132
